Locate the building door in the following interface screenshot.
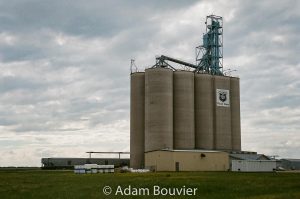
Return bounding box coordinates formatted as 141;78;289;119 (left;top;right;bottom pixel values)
175;162;180;172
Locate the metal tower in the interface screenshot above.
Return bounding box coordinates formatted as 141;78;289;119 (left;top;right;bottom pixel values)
196;15;223;75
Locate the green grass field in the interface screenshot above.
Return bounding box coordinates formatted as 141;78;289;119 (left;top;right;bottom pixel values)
0;169;299;199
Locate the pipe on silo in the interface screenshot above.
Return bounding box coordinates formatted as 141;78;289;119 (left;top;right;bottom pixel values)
195;74;214;149
230;77;241;151
214;76;232;150
130;72;145;169
173;71;195;149
145;68;173;152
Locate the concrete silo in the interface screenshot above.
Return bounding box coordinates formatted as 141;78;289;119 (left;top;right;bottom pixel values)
145;68;173;152
230;77;241;151
130;72;145;169
173;71;195;149
214;76;232;150
195;74;214;149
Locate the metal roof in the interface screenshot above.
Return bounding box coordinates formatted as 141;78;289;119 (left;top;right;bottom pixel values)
229;153;271;160
281;159;300;162
41;157;129;160
149;149;224;153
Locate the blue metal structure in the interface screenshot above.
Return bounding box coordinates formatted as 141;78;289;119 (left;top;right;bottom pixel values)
196;15;223;75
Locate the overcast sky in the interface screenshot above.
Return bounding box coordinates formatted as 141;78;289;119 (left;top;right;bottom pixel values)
0;0;299;166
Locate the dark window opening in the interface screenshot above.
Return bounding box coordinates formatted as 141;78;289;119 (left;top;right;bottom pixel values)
175;162;179;172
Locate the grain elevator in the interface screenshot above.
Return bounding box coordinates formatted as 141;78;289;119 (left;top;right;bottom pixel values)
130;15;241;170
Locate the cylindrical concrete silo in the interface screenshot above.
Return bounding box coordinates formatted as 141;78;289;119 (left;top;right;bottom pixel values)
195;74;214;149
130;72;145;169
173;71;195;149
214;76;232;150
145;68;173;152
230;77;241;151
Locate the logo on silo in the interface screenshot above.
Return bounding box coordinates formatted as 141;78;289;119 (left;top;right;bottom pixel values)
219;91;227;102
216;89;230;107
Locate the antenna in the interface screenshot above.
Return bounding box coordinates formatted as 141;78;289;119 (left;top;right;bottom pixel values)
130;59;138;73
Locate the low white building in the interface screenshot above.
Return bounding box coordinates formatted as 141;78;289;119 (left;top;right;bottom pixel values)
74;164;114;174
231;160;276;172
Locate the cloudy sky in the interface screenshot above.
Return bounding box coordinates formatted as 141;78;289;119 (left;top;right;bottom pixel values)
0;0;299;166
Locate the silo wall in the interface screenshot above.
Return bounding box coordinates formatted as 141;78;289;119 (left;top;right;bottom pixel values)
130;72;145;169
230;77;241;151
195;74;214;149
214;76;232;150
145;68;173;152
173;71;195;149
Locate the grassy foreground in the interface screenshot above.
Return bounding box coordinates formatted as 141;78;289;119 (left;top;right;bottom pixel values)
0;169;299;199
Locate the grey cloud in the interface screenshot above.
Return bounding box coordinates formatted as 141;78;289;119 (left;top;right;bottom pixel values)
225;0;300;60
0;45;45;62
260;94;300;109
0;0;198;37
0;76;45;92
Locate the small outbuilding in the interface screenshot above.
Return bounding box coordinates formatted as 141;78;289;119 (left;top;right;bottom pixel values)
280;159;300;170
231;160;276;172
145;149;229;172
41;158;129;169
